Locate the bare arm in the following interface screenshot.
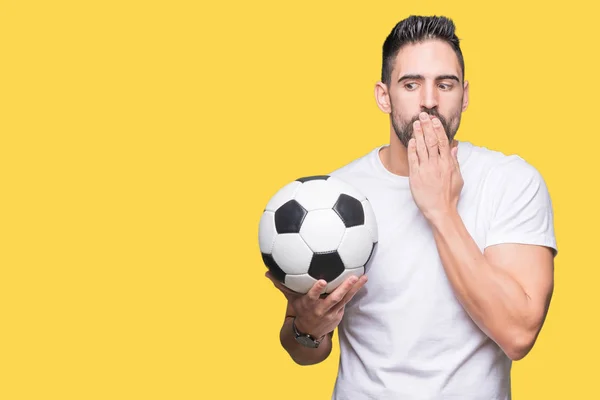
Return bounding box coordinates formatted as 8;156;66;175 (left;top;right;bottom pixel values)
407;112;555;361
279;302;333;365
430;212;554;361
266;271;367;366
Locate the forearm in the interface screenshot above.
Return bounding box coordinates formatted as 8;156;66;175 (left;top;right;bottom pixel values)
280;317;332;366
429;211;535;359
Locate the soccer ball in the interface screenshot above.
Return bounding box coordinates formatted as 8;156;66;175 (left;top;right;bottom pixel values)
259;175;378;294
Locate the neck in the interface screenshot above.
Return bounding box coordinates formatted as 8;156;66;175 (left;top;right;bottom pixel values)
379;130;459;177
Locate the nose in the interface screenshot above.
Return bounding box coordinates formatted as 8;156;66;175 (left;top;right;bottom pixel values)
420;84;439;109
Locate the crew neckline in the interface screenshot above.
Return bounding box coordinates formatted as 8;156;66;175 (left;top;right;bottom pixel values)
372;141;474;185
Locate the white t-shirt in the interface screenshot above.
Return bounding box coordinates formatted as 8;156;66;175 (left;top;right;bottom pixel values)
328;141;557;400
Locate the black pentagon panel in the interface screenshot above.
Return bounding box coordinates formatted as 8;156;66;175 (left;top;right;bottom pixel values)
262;253;286;282
275;200;307;234
333;193;364;227
308;251;345;282
296;175;330;183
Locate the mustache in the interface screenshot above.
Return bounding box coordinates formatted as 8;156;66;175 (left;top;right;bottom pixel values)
409;110;448;126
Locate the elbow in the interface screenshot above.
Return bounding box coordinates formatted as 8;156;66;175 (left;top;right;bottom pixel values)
503;330;538;361
292;356;321;366
290;351;330;366
505;342;531;361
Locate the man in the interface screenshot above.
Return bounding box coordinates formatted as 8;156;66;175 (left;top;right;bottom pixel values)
266;15;557;400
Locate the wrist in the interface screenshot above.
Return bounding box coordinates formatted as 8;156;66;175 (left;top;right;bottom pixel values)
293;317;325;341
424;207;459;228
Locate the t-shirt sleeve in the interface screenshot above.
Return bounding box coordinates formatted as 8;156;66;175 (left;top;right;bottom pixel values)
484;157;558;257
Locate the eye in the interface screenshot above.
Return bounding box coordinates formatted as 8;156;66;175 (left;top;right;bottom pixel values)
404;83;418;91
438;83;453;90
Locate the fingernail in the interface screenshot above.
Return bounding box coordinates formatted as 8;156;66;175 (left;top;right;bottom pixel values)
349;276;358;284
413;121;421;129
432;118;441;126
419;112;428;121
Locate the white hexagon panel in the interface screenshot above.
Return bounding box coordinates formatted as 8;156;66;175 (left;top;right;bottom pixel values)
337;225;374;269
361;199;378;243
300;209;346;253
271;233;313;275
265;180;301;212
325;267;365;294
285;274;319;294
258;211;276;254
294;179;342;211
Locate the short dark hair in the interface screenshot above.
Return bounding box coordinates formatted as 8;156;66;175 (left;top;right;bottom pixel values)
381;15;465;86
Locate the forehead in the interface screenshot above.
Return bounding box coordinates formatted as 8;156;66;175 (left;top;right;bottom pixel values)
392;39;461;80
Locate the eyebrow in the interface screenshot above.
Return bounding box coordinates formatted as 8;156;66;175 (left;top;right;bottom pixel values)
398;74;460;83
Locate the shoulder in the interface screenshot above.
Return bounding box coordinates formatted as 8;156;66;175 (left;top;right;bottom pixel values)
463;143;552;227
328;146;382;180
468;143;558;255
323;146;389;202
462;141;545;189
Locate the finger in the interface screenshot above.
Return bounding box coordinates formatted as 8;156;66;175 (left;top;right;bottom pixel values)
432;117;449;160
306;279;327;302
413;120;428;163
320;275;359;313
419;112;438;162
265;270;275;281
407;138;419;175
266;271;300;298
330;274;368;313
451;145;460;170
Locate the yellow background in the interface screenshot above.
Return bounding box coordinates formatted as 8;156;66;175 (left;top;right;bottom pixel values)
1;0;597;398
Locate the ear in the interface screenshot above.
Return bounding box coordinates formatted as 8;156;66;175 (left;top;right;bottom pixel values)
374;82;392;114
462;80;470;112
